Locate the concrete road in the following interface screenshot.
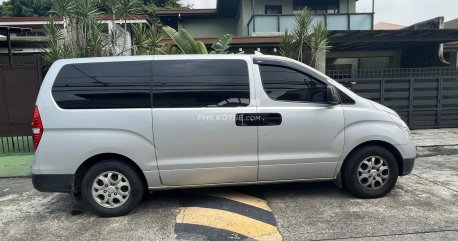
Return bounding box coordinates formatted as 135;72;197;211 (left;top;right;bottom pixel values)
1;133;457;240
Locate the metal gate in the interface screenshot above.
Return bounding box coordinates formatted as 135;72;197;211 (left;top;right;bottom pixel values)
0;54;42;153
327;68;458;129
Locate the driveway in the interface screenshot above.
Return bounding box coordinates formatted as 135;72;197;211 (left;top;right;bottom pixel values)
0;129;457;241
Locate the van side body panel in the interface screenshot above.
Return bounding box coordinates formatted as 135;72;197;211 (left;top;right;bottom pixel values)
252;57;345;181
151;56;259;186
333;99;416;177
32;57;161;188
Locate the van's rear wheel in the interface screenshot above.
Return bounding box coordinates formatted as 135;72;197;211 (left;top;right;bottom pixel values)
342;146;398;198
81;160;144;217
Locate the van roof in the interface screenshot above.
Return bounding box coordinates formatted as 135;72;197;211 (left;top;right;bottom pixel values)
53;54;260;64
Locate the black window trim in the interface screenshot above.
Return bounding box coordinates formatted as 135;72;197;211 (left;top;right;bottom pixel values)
254;57;355;105
254;57;329;84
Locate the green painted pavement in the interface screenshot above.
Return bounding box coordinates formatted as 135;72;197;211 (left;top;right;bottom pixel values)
0;154;34;177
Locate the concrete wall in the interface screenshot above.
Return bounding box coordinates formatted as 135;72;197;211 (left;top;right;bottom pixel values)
327;50;403;69
182;18;237;37
237;0;253;36
182;0;359;37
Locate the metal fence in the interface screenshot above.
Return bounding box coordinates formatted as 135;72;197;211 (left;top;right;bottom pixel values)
0;136;33;154
327;67;458;129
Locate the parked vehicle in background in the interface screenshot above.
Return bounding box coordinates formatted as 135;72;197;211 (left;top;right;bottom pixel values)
31;54;416;217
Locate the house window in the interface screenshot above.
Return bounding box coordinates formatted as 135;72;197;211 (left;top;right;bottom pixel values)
293;0;339;14
265;5;282;14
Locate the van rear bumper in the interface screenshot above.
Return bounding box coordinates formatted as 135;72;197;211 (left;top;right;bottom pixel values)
32;174;73;193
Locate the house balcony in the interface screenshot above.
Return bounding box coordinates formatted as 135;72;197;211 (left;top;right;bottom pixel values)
247;13;374;36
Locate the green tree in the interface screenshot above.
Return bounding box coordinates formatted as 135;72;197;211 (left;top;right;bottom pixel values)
43;0;107;64
0;0;53;17
131;25;233;55
163;26;208;54
210;34;232;54
280;8;330;71
42;0;232;67
0;0;183;17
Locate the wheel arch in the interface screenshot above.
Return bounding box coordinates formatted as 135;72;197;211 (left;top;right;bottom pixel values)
340;140;404;177
73;153;148;196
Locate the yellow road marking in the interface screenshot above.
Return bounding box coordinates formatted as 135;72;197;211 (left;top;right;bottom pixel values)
176;207;282;241
193;190;272;211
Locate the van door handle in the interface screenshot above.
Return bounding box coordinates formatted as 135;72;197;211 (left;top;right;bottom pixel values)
235;113;282;126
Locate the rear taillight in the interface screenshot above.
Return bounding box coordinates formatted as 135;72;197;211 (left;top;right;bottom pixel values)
32;106;43;150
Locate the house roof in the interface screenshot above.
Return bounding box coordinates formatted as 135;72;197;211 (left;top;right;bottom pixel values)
196;36;283;47
0;15;154;25
194;29;458;51
0;26;31;33
374;22;405;30
330;29;458;50
155;9;218;16
445;18;458;29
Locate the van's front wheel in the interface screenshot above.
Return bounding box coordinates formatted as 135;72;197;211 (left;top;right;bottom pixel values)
81;160;144;217
342;146;399;198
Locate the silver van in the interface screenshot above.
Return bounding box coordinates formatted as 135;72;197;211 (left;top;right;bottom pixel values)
32;55;416;217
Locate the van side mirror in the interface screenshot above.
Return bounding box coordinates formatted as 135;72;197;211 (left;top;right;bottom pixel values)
326;86;340;105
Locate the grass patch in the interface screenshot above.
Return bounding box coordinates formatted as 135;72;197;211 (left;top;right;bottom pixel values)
0;154;34;177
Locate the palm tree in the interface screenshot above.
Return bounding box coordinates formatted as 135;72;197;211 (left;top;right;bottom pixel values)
307;22;329;72
50;0;75;57
280;7;330;72
43;0;235;67
131;23;168;55
43;16;72;65
73;0;100;56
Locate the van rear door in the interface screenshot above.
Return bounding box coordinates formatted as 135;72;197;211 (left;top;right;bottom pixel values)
151;57;258;186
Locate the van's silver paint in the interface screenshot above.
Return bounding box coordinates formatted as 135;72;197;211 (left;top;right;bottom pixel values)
251;62;345;181
33;56;162;187
32;54;416;190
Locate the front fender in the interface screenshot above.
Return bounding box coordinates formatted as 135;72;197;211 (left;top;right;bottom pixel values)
333;119;410;177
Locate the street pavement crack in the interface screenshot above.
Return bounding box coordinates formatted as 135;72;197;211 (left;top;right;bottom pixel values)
410;173;458;193
311;229;458;241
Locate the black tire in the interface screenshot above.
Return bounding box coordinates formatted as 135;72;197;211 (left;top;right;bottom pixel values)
81;160;144;217
342;145;399;198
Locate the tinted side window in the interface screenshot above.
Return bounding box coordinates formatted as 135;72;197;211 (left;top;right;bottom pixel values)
260;65;327;103
153;60;250;108
52;61;152;109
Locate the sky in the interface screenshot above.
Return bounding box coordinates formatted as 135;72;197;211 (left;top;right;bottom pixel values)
180;0;458;26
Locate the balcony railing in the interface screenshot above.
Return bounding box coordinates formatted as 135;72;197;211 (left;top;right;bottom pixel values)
247;13;374;36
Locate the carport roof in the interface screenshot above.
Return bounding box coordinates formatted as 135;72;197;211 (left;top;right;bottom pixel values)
0;26;31;33
328;29;458;50
194;29;458;51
